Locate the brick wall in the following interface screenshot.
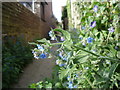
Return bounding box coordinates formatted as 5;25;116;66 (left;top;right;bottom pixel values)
2;2;55;43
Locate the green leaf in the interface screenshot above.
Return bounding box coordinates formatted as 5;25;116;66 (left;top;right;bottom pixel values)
117;51;120;58
55;82;62;88
63;40;73;50
28;42;37;45
37;38;50;43
93;78;106;85
109;63;119;78
36;81;43;88
29;83;37;88
59;65;77;80
37;38;51;46
59;68;70;80
45;82;52;88
101;15;108;23
100;6;105;12
77;55;89;63
53;29;71;40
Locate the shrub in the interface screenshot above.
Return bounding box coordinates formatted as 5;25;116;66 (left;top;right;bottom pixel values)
2;40;33;88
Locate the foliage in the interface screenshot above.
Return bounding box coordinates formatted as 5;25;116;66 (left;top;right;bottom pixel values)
2;39;33;88
61;6;68;20
29;0;120;89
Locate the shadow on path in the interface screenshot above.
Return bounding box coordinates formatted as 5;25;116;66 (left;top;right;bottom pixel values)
13;41;57;88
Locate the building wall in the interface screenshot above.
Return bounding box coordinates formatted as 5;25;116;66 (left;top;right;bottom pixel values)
71;0;80;28
67;0;80;29
2;2;56;43
44;2;54;27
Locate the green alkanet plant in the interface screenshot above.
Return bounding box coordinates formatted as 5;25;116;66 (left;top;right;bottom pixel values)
29;0;120;89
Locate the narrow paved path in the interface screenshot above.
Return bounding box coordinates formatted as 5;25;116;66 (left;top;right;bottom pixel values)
13;41;57;88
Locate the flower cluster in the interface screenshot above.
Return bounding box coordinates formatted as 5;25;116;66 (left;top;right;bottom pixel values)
37;44;44;51
56;59;66;67
93;5;98;12
60;37;65;41
49;31;56;40
90;21;96;28
39;53;47;59
32;44;47;59
67;81;77;88
87;37;94;43
108;27;114;32
81;26;85;30
59;52;68;61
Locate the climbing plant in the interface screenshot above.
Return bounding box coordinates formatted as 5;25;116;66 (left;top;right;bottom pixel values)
29;0;120;89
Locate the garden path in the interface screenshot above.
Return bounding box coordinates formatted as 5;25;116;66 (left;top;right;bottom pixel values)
13;41;57;88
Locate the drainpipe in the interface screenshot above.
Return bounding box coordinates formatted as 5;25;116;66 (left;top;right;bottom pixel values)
32;0;35;13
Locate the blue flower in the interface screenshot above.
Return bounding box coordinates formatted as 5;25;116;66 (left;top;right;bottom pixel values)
108;27;114;32
75;74;78;77
51;37;56;40
115;46;119;50
49;31;53;37
56;60;61;65
63;57;67;61
93;5;98;12
33;52;39;59
90;21;96;28
81;26;85;30
32;50;35;54
34;55;39;59
59;63;65;67
39;53;47;59
91;50;96;53
87;37;94;43
82;42;86;46
61;56;67;61
69;81;73;84
67;76;70;80
60;37;65;41
73;85;78;88
37;44;44;51
84;67;89;70
68;81;73;88
49;31;57;40
80;37;83;40
68;83;73;88
59;52;63;58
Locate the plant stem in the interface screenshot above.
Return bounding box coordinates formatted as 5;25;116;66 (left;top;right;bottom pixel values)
75;46;99;57
85;77;95;88
81;65;95;88
98;56;120;62
106;32;110;43
74;46;120;62
52;42;63;45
